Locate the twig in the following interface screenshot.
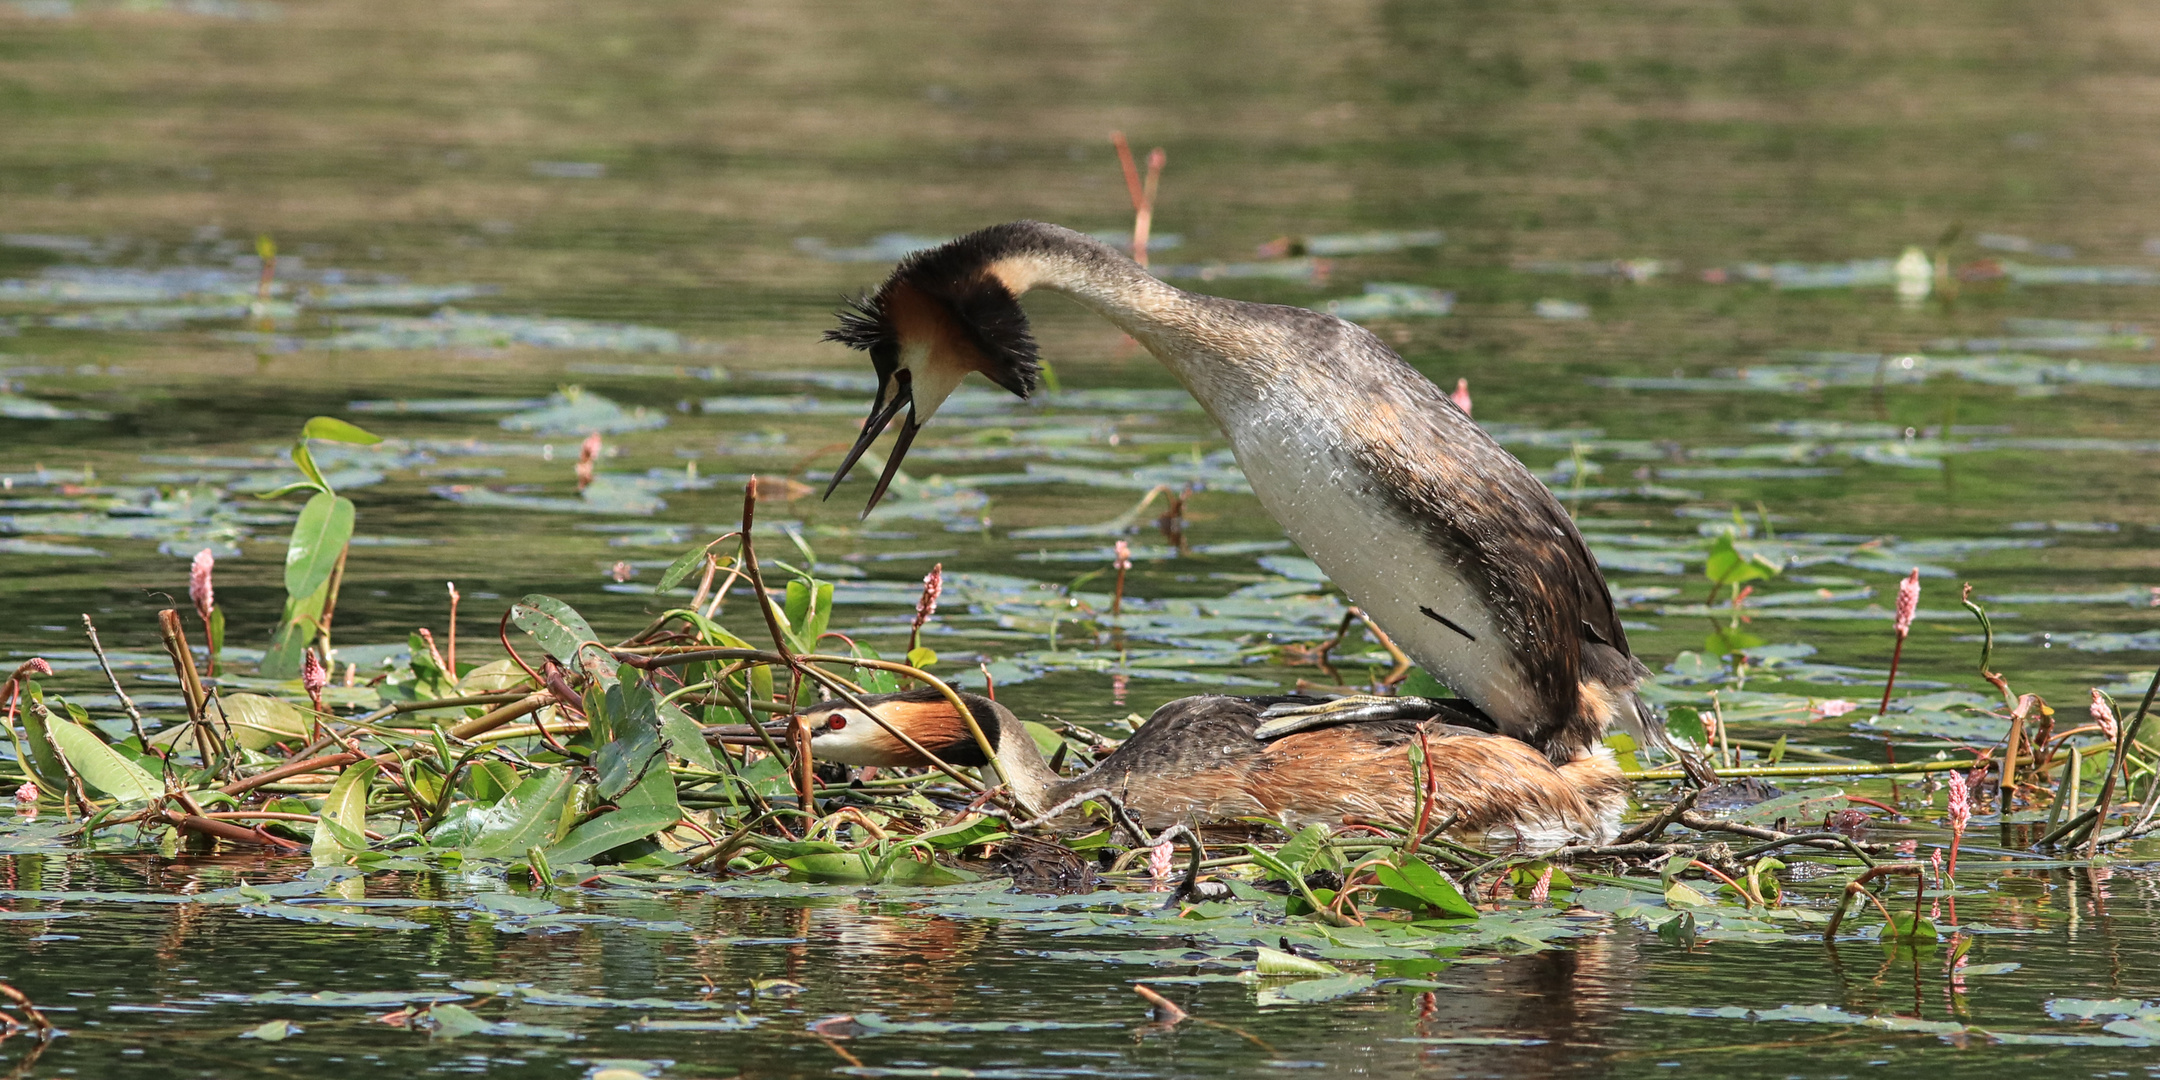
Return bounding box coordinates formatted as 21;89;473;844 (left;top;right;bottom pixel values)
1613;788;1700;845
1132;984;1187;1025
80;615;148;748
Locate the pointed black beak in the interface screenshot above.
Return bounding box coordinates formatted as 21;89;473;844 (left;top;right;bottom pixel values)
859;414;921;518
825;368;910;498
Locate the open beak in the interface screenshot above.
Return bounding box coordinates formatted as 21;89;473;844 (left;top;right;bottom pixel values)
823;368;920;517
707;721;797;747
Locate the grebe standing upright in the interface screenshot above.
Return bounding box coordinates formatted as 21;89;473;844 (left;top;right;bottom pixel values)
720;688;1629;848
820;222;1659;765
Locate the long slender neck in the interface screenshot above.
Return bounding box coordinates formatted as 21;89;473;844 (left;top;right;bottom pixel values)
985;228;1278;414
977;705;1066;818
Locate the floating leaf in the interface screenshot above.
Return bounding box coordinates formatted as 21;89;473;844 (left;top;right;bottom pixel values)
238;1020;303;1041
425;1003;575;1040
1371;859;1477;919
1254;946;1340;977
43;716;161;803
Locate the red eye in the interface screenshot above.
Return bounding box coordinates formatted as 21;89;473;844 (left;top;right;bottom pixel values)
826;715;847;731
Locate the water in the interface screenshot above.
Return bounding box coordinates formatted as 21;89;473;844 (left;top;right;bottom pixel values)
7;1;2160;1075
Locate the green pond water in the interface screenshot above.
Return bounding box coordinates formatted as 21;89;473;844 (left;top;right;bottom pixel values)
6;0;2160;1075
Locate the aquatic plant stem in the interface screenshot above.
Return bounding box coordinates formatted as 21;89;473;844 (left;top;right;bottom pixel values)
1823;863;1923;943
2089;664;2160;847
80;615;148;749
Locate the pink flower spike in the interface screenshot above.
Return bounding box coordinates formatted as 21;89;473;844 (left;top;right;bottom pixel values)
302;649;328;712
1147;839;1175;889
1813;699;1859;719
1113;539;1133;571
1529;864;1553;904
2091;688;2120;743
916;563;943;624
1893;569;1921;637
1946;771;1971;834
576;432;602;492
13;783;35;804
189;549;215;623
1450;378;1473;417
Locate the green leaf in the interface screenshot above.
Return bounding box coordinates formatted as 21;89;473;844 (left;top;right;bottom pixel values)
284;492;354;601
1664;881;1712;907
1397;667;1452;698
1656;911;1698;946
545;804;679;865
1273;974;1377;1003
312;760;378;865
853;644;901;694
215;694;311;750
12;691;69;793
509;595;601;667
1603;731;1641;773
1665;706;1705;749
593;684;665;800
1885;912;1939;943
658;701;719;771
1704;626;1766;658
916;814;1010;852
44;717;162;803
783;578;834;651
460;768;575;859
290;442;330;494
1255;946;1340;976
906;646;938;668
299;416;383;445
239;1019;303;1041
657;546;711;592
1273;823;1336;877
1372;858;1477;919
260;581;328;681
464;761;521;804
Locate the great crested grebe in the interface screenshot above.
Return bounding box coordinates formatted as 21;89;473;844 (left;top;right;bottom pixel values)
720;688;1627;848
820;221;1658;764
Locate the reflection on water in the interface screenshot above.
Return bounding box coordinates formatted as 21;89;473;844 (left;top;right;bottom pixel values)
6;0;2160;1075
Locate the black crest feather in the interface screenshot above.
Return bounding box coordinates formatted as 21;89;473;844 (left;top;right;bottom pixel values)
823;292;890;351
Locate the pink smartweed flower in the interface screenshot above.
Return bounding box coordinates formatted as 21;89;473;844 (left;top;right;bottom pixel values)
1893;569;1921;637
1946;771;1971;835
12;658;52;683
301;649;328;712
916;564;943;625
1113;539;1133;571
416;627;448;674
1813;699;1859;720
576;432;602;492
1146;839;1174;889
1529;864;1554;904
2091;688;2119;744
13;783;35;806
189;549;215;625
610;561;634;583
1450;378;1473;417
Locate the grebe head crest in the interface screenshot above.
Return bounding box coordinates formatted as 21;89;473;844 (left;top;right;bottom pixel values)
822;223;1052;514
